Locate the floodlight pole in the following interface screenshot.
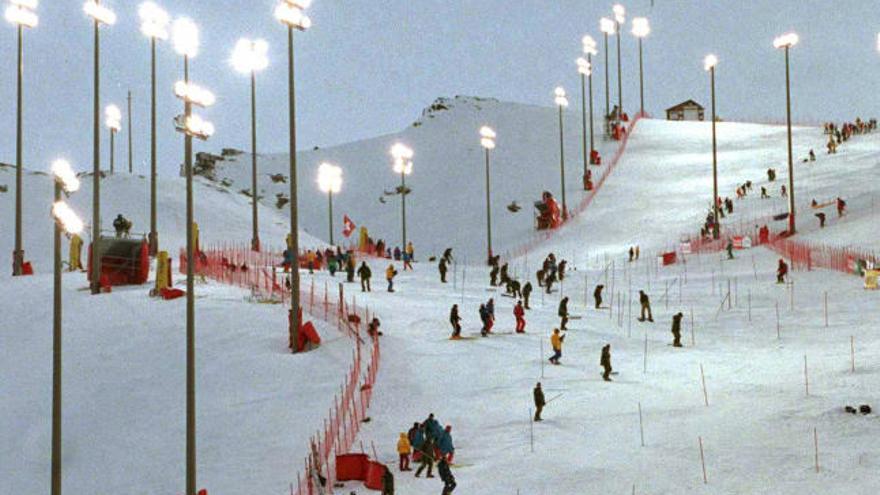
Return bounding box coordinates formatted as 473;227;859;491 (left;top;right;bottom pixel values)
109;128;115;174
484;147;492;261
90;7;102;295
327;189;334;245
13;24;24;276
250;69;260;252
580;70;587;180
127;90;133;174
710;65;720;240
588;53;595;163
604;32;610;137
51;180;62;495
558;104;567;220
286;25;301;352
784;46;796;234
638;37;644;115
182;54;197;495
616;22;623;117
149;37;159;256
400;171;407;247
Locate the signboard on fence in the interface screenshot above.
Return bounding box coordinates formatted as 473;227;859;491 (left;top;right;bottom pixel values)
660;252;677;266
732;236;753;250
865;270;879;290
681;242;692;255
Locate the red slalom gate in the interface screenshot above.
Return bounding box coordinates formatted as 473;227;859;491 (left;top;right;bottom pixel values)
184;244;383;495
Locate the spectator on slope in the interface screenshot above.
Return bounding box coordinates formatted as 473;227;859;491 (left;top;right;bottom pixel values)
629;246;635;262
306;250;317;274
402;249;413;272
449;304;462;339
397;432;412;471
549;328;564;365
816;212;826;228
486;298;495;323
506;279;522;299
726;239;735;260
327;255;338;277
442;248;454;265
781;185;787;198
424;413;443;440
809;149;816;162
514;300;526;333
437;425;455;463
767;168;776;182
406;242;415;262
638;290;654;322
479;304;492;337
535;268;546;288
837;197;847;217
414;436;436;478
489;262;500;287
357;261;372;292
382;468;394;495
499;262;510;287
393;246;401;261
438;257;449;283
761;186;770;199
438;457;457;494
533;382;546;421
777;258;789;284
558;296;570;331
636;246;641;260
368;317;383;338
671;312;684;348
408;422;424;456
386;264;398;292
594;284;605;309
346;255;356;282
557;260;568;281
522;282;533;310
544;269;556;294
600;344;613;382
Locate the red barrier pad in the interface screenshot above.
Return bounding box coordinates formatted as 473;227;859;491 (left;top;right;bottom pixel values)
335;453;369;482
364;461;387;490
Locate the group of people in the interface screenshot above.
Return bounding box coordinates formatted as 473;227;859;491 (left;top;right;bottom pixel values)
396;414;456;493
536;253;567;294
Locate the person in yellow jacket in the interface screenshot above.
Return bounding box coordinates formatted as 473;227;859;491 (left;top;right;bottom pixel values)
549;328;564;365
397;432;412;471
386;264;398;292
68;233;84;271
306;250;316;274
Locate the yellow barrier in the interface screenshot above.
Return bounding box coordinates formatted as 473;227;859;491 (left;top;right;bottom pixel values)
865;270;879;290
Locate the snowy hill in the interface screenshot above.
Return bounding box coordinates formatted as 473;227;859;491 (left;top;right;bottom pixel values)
207;96;623;261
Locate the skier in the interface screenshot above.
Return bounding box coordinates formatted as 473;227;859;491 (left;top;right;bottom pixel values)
533;382;546;421
489;263;500;287
535;269;545;288
761;186;769;199
781;185;787;198
386;264;398;292
327;254;339;277
449;304;462;339
638;290;654;322
402;249;413;271
544;270;556;294
486;298;495;322
777;258;788;284
549;328;564;365
635;246;640;260
406;242;415;262
558;296;570;331
557;260;567;281
357;261;372;292
816;212;826;228
414;436;435;478
479;304;492;337
438;257;449;283
671;312;683;348
306;250;316;274
438;457;457;495
397;432;412;471
837;197;847;217
437;425;455;463
522;282;533;310
600;344;613;381
809;149;816;162
726;239;735;260
506;279;522;299
442;248;454;265
499;263;510;286
514;300;526;333
594;284;604;309
767;168;776;182
629;247;635;262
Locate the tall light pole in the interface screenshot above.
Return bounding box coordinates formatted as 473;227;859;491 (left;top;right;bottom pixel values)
632;17;649;116
139;1;169;256
479;126;496;262
172;17;215;495
50;159;82;495
317;162;342;245
231;38;270;252
6;0;37;277
127;91;132;173
275;0;312;352
84;0;116;295
105;104;121;174
391;143;414;248
581;36;598;169
774;32;799;235
554;87;569;220
704;54;720;240
600;17;614;137
613;4;625;117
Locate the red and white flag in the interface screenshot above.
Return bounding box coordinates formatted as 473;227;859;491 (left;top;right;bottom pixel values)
342;215;356;238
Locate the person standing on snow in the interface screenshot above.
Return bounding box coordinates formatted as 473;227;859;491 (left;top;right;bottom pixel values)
594;284;605;309
397;432;412;471
522;282;533;309
408;422;424;453
357;261;372;292
346;255;356;282
442;248;454;265
438;457;457;494
414;436;436;478
558;296;570;331
671;312;683;348
533;382;546;421
549;328;564;365
557;260;568;281
486;298;495;322
438;257;449;283
600;344;613;381
406;242;415;262
479;304;491;337
777;259;788;284
386;264;398;292
449;304;462;339
382;468;395;495
726;239;735;260
514;300;526;333
638;290;654;322
437;425;455;463
499;263;510;286
402;249;413;271
629;247;635;262
837;197;847;217
489;263;500;287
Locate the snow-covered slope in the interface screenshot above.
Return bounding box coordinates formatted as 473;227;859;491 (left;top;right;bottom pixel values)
0;165;325;276
208;96;622;261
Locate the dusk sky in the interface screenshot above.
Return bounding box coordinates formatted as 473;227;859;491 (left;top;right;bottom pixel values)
2;0;879;176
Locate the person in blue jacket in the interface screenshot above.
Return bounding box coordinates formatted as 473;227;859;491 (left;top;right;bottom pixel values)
424;413;443;440
437;425;455;463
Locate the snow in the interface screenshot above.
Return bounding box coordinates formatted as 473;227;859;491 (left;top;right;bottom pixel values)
3;99;880;494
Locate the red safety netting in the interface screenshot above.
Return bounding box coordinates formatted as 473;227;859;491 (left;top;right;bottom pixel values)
181;244;383;495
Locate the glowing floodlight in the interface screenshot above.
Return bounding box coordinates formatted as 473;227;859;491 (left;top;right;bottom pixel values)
174;81;215;107
231;38;269;74
83;0;115;25
5;0;38;28
138;1;169;39
631;17;650;38
704;54;718;71
554;87;569;108
582;35;598;56
480;126;496;150
275;0;311;30
577;57;591;75
612;4;625;24
51;159;80;193
52;201;84;234
317;162;342;194
172;17;199;57
773;32;799;49
600;17;615;35
105;104;122;132
391;143;414;175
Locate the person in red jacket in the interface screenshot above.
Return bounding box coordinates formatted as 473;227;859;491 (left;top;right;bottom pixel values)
777;258;789;284
514;300;526;333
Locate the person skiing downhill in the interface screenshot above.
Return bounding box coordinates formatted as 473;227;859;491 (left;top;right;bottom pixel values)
449;304;462;339
671;312;683;348
514;300;526;333
386;264;398;292
638;290;654;322
558;296;570;331
594;284;604;309
600;344;613;381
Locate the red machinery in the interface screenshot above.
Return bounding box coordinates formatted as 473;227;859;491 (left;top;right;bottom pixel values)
87;237;150;288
